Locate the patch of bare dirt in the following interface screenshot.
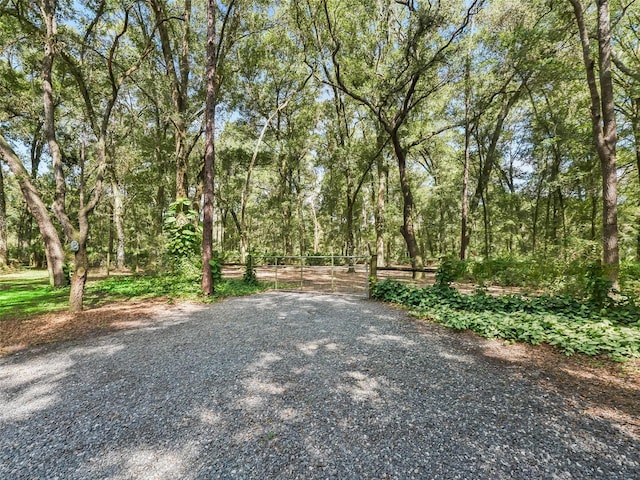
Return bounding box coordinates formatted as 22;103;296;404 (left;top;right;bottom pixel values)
0;299;178;356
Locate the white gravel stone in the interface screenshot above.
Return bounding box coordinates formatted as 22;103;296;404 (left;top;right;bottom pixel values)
1;292;638;479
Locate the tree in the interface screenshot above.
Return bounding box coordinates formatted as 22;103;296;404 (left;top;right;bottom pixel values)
295;0;483;277
568;0;620;287
0;134;66;285
202;0;240;295
0;164;7;268
148;0;204;201
612;5;640;259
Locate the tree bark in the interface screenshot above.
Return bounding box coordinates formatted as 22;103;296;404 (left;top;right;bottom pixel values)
0;134;66;286
111;176;126;270
390;133;423;279
460;55;472;260
149;0;193;200
633;97;640;260
41;0;106;311
569;0;619;288
375;153;387;267
0;165;7;268
202;0;217;295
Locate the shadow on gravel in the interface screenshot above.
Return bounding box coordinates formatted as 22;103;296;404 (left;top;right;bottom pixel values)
1;292;638;479
473;338;640;441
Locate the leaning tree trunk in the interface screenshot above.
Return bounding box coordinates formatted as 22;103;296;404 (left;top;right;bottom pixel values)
0;135;67;286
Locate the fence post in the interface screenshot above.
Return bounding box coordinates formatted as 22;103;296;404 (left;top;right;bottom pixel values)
275;258;278;291
331;253;335;292
300;257;304;290
368;255;378;298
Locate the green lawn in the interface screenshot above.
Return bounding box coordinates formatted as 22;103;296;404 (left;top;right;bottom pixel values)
0;271;70;319
0;270;266;321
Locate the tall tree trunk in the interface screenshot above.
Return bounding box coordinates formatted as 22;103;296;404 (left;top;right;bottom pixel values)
345;194;355;272
460;51;472;261
569;0;619;288
531;176;544;253
111;177;126;270
632;98;640;260
375;154;387;267
390;133;423;279
149;0;192;200
461;101;471;260
0;135;66;286
0;165;7;268
202;0;217;296
309;201;321;252
41;0;102;311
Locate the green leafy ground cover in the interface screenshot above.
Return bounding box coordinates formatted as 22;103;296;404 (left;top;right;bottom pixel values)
371;279;640;361
0;270;266;321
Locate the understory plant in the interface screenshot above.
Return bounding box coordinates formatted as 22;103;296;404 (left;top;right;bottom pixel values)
243;253;258;285
163;198;202;278
371;279;640;361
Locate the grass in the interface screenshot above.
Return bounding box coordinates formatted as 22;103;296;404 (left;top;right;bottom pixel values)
0;269;267;321
0;271;71;319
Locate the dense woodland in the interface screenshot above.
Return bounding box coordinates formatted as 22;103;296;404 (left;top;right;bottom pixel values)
1;0;640;310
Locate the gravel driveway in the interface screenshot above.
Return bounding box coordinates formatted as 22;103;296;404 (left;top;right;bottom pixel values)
1;292;638;479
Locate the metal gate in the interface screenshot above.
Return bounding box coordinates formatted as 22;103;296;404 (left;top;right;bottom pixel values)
257;256;370;297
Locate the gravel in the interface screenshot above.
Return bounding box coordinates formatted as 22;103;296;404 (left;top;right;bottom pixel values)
1;292;638;479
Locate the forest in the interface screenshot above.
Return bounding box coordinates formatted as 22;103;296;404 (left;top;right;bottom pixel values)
1;0;640;312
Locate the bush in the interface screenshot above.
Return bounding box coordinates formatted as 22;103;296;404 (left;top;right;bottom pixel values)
620;261;640;297
435;258;468;287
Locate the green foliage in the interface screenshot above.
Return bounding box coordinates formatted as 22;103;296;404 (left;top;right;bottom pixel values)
243;253;258;285
163;198;201;266
305;253;331;266
585;262;613;307
435;258;468;287
107;274;265;301
471;257;530;287
62;263;73;284
210;251;223;285
620;262;640;297
91;274;265;301
461;257;627;301
372;279;640;361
